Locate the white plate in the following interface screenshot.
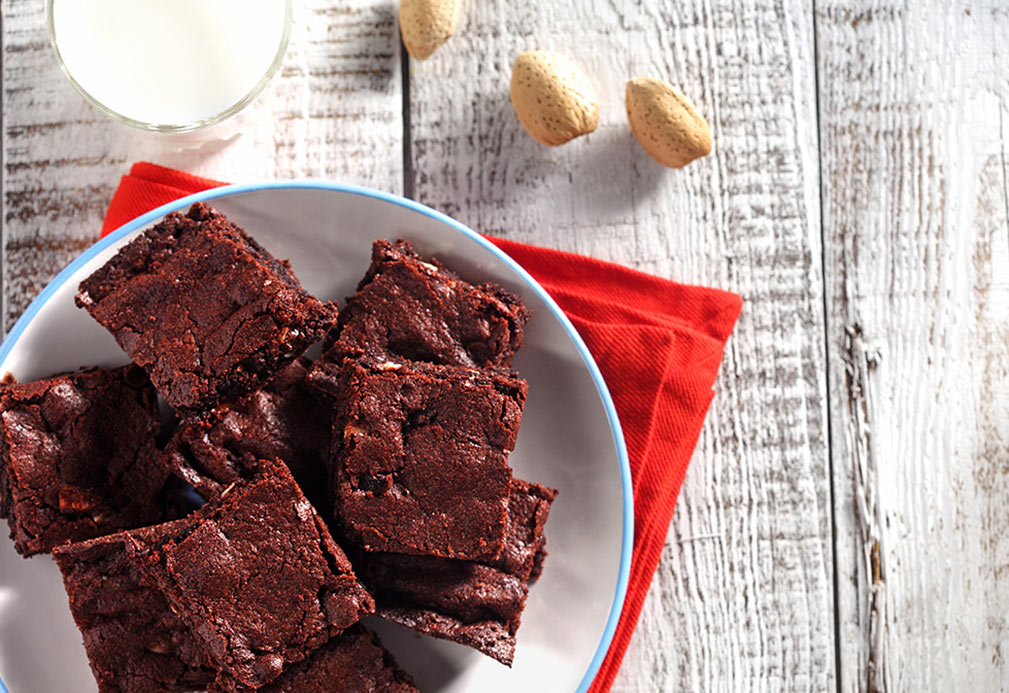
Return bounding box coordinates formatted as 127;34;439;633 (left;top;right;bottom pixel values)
0;183;631;693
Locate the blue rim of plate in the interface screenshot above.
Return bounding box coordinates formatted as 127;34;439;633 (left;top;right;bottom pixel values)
0;181;633;693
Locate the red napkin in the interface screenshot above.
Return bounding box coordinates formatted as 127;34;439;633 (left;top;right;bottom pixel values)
103;162;743;692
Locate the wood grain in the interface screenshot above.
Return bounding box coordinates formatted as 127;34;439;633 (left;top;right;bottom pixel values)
406;1;833;691
1;0;403;330
10;0;1009;689
816;1;1009;691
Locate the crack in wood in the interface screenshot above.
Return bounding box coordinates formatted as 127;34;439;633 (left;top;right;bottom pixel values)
842;323;885;693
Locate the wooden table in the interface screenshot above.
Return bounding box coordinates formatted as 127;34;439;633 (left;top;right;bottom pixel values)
3;1;1007;691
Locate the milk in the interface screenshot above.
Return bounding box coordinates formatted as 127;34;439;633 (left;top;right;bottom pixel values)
50;0;289;128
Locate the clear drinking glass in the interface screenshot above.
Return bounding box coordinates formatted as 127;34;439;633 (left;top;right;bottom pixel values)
47;0;293;133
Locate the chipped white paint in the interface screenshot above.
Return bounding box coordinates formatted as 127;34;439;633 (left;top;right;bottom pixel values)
5;0;1009;691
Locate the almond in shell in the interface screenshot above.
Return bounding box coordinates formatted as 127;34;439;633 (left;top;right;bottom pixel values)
400;0;460;61
510;50;599;147
625;77;711;168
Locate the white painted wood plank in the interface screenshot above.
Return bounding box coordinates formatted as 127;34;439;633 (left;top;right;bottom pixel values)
817;2;1009;691
1;0;403;329
408;1;833;691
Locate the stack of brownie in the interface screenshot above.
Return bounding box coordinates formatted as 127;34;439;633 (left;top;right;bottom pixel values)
307;239;558;666
0;203;557;691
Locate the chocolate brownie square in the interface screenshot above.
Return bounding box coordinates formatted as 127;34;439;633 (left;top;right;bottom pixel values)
321;239;529;369
260;625;418;693
310;357;525;561
357;479;557;666
76;202;337;417
53;522;216;693
137;459;374;691
0;365;177;557
161;358;330;509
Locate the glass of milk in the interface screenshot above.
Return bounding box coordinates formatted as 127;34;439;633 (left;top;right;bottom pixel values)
47;0;292;133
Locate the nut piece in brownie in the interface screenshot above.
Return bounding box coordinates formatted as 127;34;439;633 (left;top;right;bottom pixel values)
260;625;418;693
0;365;177;557
136;459;374;691
161;357;331;509
53;521;216;693
321;238;530;369
76;202;337;417
357;479;557;666
310;357;526;561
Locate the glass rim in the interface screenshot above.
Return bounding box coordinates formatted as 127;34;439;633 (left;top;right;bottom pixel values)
45;0;293;134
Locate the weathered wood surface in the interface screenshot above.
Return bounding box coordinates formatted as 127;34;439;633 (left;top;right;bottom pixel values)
407;2;833;692
5;0;1009;691
1;0;403;329
817;1;1009;692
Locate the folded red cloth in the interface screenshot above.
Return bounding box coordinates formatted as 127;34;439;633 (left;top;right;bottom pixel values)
102;162;742;692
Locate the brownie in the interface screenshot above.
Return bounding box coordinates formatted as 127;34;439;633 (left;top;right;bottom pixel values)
259;625;418;693
357;479;557;666
366;559;526;666
310;357;526;561
0;365;177;557
53;522;216;693
320;239;530;369
76;202;337;417
136;459;374;691
161;357;330;509
487;478;557;581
